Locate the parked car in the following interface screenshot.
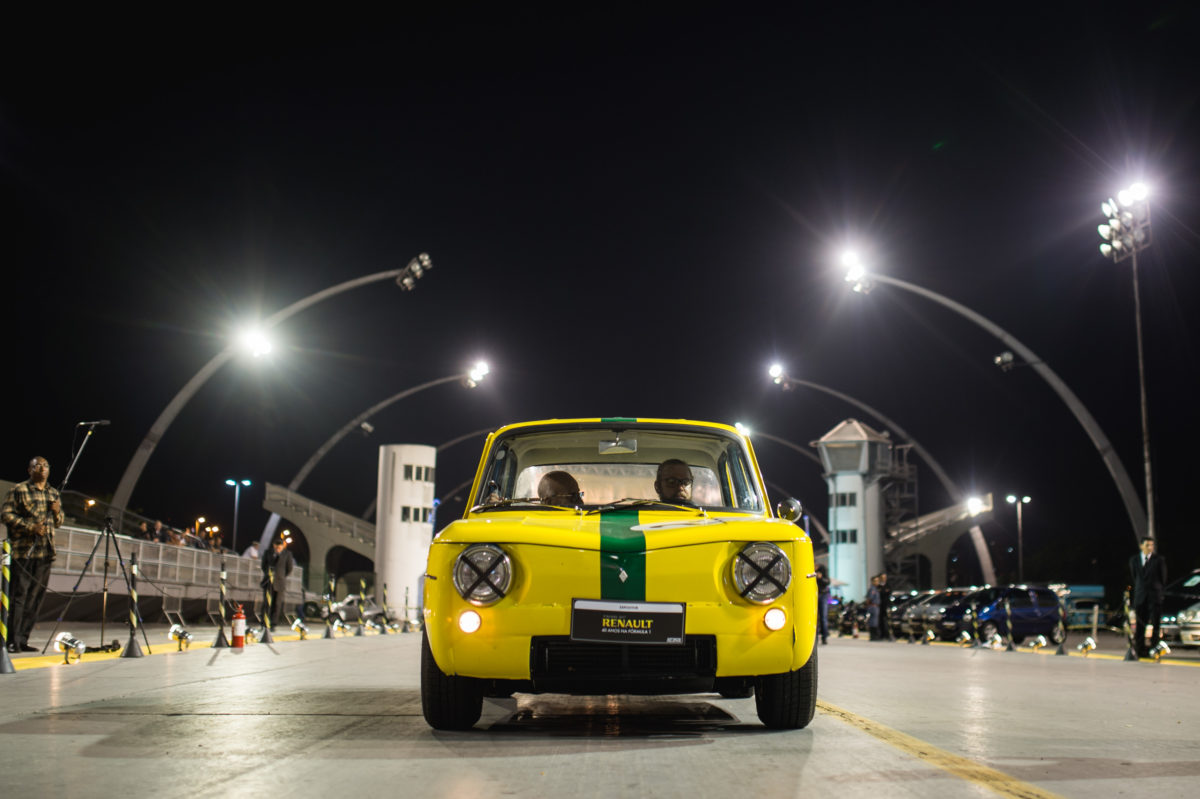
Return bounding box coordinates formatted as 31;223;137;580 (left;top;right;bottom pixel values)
938;585;1065;644
890;590;935;638
421;418;818;730
917;588;975;639
898;591;940;638
1158;568;1200;647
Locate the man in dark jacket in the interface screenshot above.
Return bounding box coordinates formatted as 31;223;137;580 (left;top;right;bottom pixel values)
261;539;294;629
1129;537;1167;658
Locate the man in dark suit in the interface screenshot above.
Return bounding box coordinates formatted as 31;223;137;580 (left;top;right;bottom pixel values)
1129;537;1167;658
261;538;294;630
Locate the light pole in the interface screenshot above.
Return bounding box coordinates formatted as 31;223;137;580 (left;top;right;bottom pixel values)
1097;182;1155;541
225;479;251;553
767;364;998;585
1006;494;1031;582
111;254;435;519
259;362;490;546
842;252;1147;544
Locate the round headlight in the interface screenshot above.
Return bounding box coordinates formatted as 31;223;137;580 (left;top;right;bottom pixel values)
453;544;512;605
732;542;791;604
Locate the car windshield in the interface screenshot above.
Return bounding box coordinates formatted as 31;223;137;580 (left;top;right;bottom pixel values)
1165;571;1200;598
473;423;765;513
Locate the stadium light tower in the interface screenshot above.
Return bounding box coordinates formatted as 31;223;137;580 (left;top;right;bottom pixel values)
1098;183;1156;541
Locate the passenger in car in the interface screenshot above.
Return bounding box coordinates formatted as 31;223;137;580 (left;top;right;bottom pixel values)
537;471;583;507
655;459;695;506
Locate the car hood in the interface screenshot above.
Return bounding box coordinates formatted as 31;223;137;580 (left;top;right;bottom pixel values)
434;511;803;551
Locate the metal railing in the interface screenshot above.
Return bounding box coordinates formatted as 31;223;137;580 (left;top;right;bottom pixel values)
46;524;303;604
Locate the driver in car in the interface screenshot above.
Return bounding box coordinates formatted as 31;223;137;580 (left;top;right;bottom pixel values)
537;471;584;507
655;459;695;506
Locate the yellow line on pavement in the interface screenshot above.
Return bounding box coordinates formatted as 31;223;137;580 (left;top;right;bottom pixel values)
6;631;348;671
817;700;1064;799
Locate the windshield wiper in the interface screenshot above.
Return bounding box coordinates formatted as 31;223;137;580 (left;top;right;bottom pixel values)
469;498;579;513
585;498;707;516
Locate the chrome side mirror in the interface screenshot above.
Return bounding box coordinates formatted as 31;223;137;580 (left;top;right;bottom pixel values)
776;498;803;522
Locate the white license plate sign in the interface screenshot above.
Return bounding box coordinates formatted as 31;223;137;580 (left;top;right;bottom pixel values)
571;599;685;645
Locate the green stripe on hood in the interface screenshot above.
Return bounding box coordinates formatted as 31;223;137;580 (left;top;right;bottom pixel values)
599;509;645;600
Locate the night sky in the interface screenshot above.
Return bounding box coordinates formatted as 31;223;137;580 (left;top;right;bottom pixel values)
5;6;1199;596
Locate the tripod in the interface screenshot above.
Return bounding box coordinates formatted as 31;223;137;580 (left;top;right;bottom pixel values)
42;514;153;655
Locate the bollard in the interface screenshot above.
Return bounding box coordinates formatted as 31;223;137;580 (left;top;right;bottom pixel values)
120;553;145;658
1;541;15;674
1122;588;1139;661
260;567;276;643
1003;596;1015;652
213;560;230;648
1090;604;1100;642
1054;593;1067;655
379;582;392;634
967;606;981;648
323;574;336;640
355;579;368;636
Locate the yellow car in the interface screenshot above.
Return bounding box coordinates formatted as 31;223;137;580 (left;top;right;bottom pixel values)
421;418;817;729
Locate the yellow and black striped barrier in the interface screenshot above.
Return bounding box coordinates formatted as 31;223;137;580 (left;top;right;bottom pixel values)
1;540;15;674
120;551;146;658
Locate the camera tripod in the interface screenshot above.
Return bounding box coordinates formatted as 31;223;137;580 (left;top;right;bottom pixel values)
42;515;152;656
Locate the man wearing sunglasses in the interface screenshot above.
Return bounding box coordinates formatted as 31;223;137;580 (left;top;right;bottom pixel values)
655;459;696;506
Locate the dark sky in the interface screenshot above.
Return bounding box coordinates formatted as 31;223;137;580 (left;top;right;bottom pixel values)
4;6;1199;594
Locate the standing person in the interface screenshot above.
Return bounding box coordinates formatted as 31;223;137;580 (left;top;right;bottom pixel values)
1129;537;1167;658
866;575;881;641
260;538;294;629
815;564;831;645
2;457;64;653
877;572;893;641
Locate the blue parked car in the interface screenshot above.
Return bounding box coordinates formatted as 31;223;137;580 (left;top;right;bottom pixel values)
937;585;1065;644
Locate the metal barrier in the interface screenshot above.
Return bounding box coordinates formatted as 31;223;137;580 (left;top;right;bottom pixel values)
44;525;303;615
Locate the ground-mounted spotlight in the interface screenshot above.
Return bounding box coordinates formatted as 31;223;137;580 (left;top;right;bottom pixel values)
1150;641;1171;662
246;626;262;645
988;633;1004;649
1076;636;1097;656
1030;634;1048;651
956;630;974;646
924;629;937;643
168;624;193;652
333;618;352;635
291;618;309;640
53;632;86;664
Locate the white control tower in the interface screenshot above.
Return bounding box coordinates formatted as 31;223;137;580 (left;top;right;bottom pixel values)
812;419;892;602
375;444;436;624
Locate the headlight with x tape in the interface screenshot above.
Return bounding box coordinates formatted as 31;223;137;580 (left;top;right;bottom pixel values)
452;544;513;605
732;542;791;604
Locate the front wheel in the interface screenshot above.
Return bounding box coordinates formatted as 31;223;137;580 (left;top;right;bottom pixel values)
1050;625;1066;644
421;631;483;730
755;646;818;729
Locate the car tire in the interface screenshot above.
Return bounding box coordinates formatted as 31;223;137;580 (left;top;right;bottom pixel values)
1050;626;1066;644
980;621;998;642
302;600;321;619
421;631;483;730
755;646;817;729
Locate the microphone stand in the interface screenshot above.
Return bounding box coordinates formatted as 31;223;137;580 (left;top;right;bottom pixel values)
59;421;105;494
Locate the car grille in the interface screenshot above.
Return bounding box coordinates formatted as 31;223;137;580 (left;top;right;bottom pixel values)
531;635;717;680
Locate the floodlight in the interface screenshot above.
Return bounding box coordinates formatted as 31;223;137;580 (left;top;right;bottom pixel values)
168;624;193;651
54;632;86;664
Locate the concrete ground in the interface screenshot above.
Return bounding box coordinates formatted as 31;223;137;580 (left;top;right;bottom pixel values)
1;624;1197;798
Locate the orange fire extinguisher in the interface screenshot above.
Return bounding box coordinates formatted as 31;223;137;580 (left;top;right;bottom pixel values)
232;604;246;649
